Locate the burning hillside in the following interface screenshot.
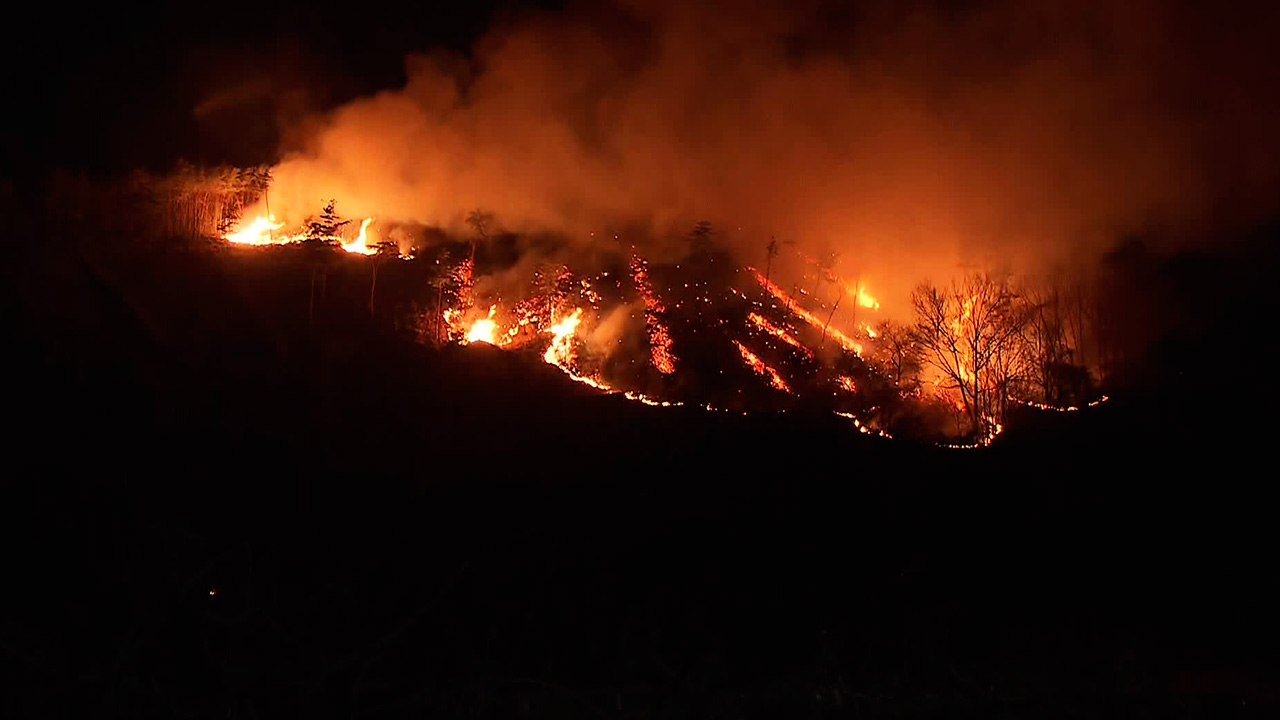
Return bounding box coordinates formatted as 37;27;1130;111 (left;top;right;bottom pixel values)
216;199;1082;447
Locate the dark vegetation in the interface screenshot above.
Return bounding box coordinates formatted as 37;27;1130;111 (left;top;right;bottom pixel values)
3;175;1279;717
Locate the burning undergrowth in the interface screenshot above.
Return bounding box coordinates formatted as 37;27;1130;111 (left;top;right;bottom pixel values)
214;200;1115;447
227;209;913;432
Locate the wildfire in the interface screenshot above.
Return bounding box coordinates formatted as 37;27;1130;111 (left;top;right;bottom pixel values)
1011;395;1111;412
837;375;857;393
835;411;892;438
733;340;791;393
225;215;285;245
748;268;864;355
340;217;377;255
851;284;881;310
630;253;677;374
465;305;500;345
543;307;584;368
940;417;1004;449
747;312;812;357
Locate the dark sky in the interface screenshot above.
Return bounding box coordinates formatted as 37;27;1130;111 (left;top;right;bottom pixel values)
6;0;554;176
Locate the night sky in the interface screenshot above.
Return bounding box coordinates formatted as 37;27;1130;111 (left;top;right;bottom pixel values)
8;0;549;175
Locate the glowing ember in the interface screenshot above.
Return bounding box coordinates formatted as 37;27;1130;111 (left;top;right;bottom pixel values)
835;411;892;438
465;305;499;344
747;312;812;357
733;340;791;392
225;215;286;245
543;307;584;367
837;375;857;393
340;217;377;255
1012;395;1111;412
749;267;863;355
630;253;676;374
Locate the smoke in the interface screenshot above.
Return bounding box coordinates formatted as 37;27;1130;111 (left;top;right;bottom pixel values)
258;0;1280;316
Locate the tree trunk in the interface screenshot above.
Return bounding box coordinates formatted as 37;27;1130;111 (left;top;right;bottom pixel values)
821;290;845;348
369;262;378;317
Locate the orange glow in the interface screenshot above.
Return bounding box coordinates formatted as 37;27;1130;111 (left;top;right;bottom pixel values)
747;312;812;357
749;267;864;355
733;340;791;392
224;215;286;245
543;307;584;367
340;217;377;255
837;375;857;393
465;305;500;344
630;253;676;374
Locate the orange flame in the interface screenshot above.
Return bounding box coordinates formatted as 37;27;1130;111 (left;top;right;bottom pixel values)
465;305;500;344
748;267;863;355
340;217;377;255
225;215;286;245
733;340;791;392
630;254;676;374
543;307;584;367
747;312;812;357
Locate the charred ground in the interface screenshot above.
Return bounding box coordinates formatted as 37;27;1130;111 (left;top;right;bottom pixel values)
3;199;1279;717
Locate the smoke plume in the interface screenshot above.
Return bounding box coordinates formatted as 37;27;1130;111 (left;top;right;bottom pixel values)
259;0;1280;314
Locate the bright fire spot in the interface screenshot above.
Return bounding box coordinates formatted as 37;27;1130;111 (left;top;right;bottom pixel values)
733;340;791;393
747;312;812;357
340;217;377;255
225;215;285;245
543;307;584;367
465;305;499;344
837;376;857;392
630;254;676;374
857;287;880;310
749;268;864;356
863;323;878;338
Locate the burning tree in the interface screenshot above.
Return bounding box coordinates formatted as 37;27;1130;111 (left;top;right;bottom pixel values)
910;273;1033;433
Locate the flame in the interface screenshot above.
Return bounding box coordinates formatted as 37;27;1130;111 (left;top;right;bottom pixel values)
837;375;857;392
733;340;791;392
835;411;893;438
1011;395;1111;412
747;312;813;357
630;254;676;374
857;286;880;310
543;307;584;367
225;215;285;245
340;217;377;255
464;305;499;344
749;268;863;355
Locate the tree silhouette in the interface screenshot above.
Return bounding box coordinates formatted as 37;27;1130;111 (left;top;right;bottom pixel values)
876;320;922;390
302;199;349;327
910;273;1033;433
689;221;714;256
368;241;400;318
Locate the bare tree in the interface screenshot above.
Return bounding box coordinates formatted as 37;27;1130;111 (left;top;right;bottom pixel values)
465;208;493;250
910;273;1033;432
876;319;921;390
765;237;778;284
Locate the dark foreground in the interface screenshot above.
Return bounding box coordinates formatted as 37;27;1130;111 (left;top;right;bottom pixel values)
3;240;1278;718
